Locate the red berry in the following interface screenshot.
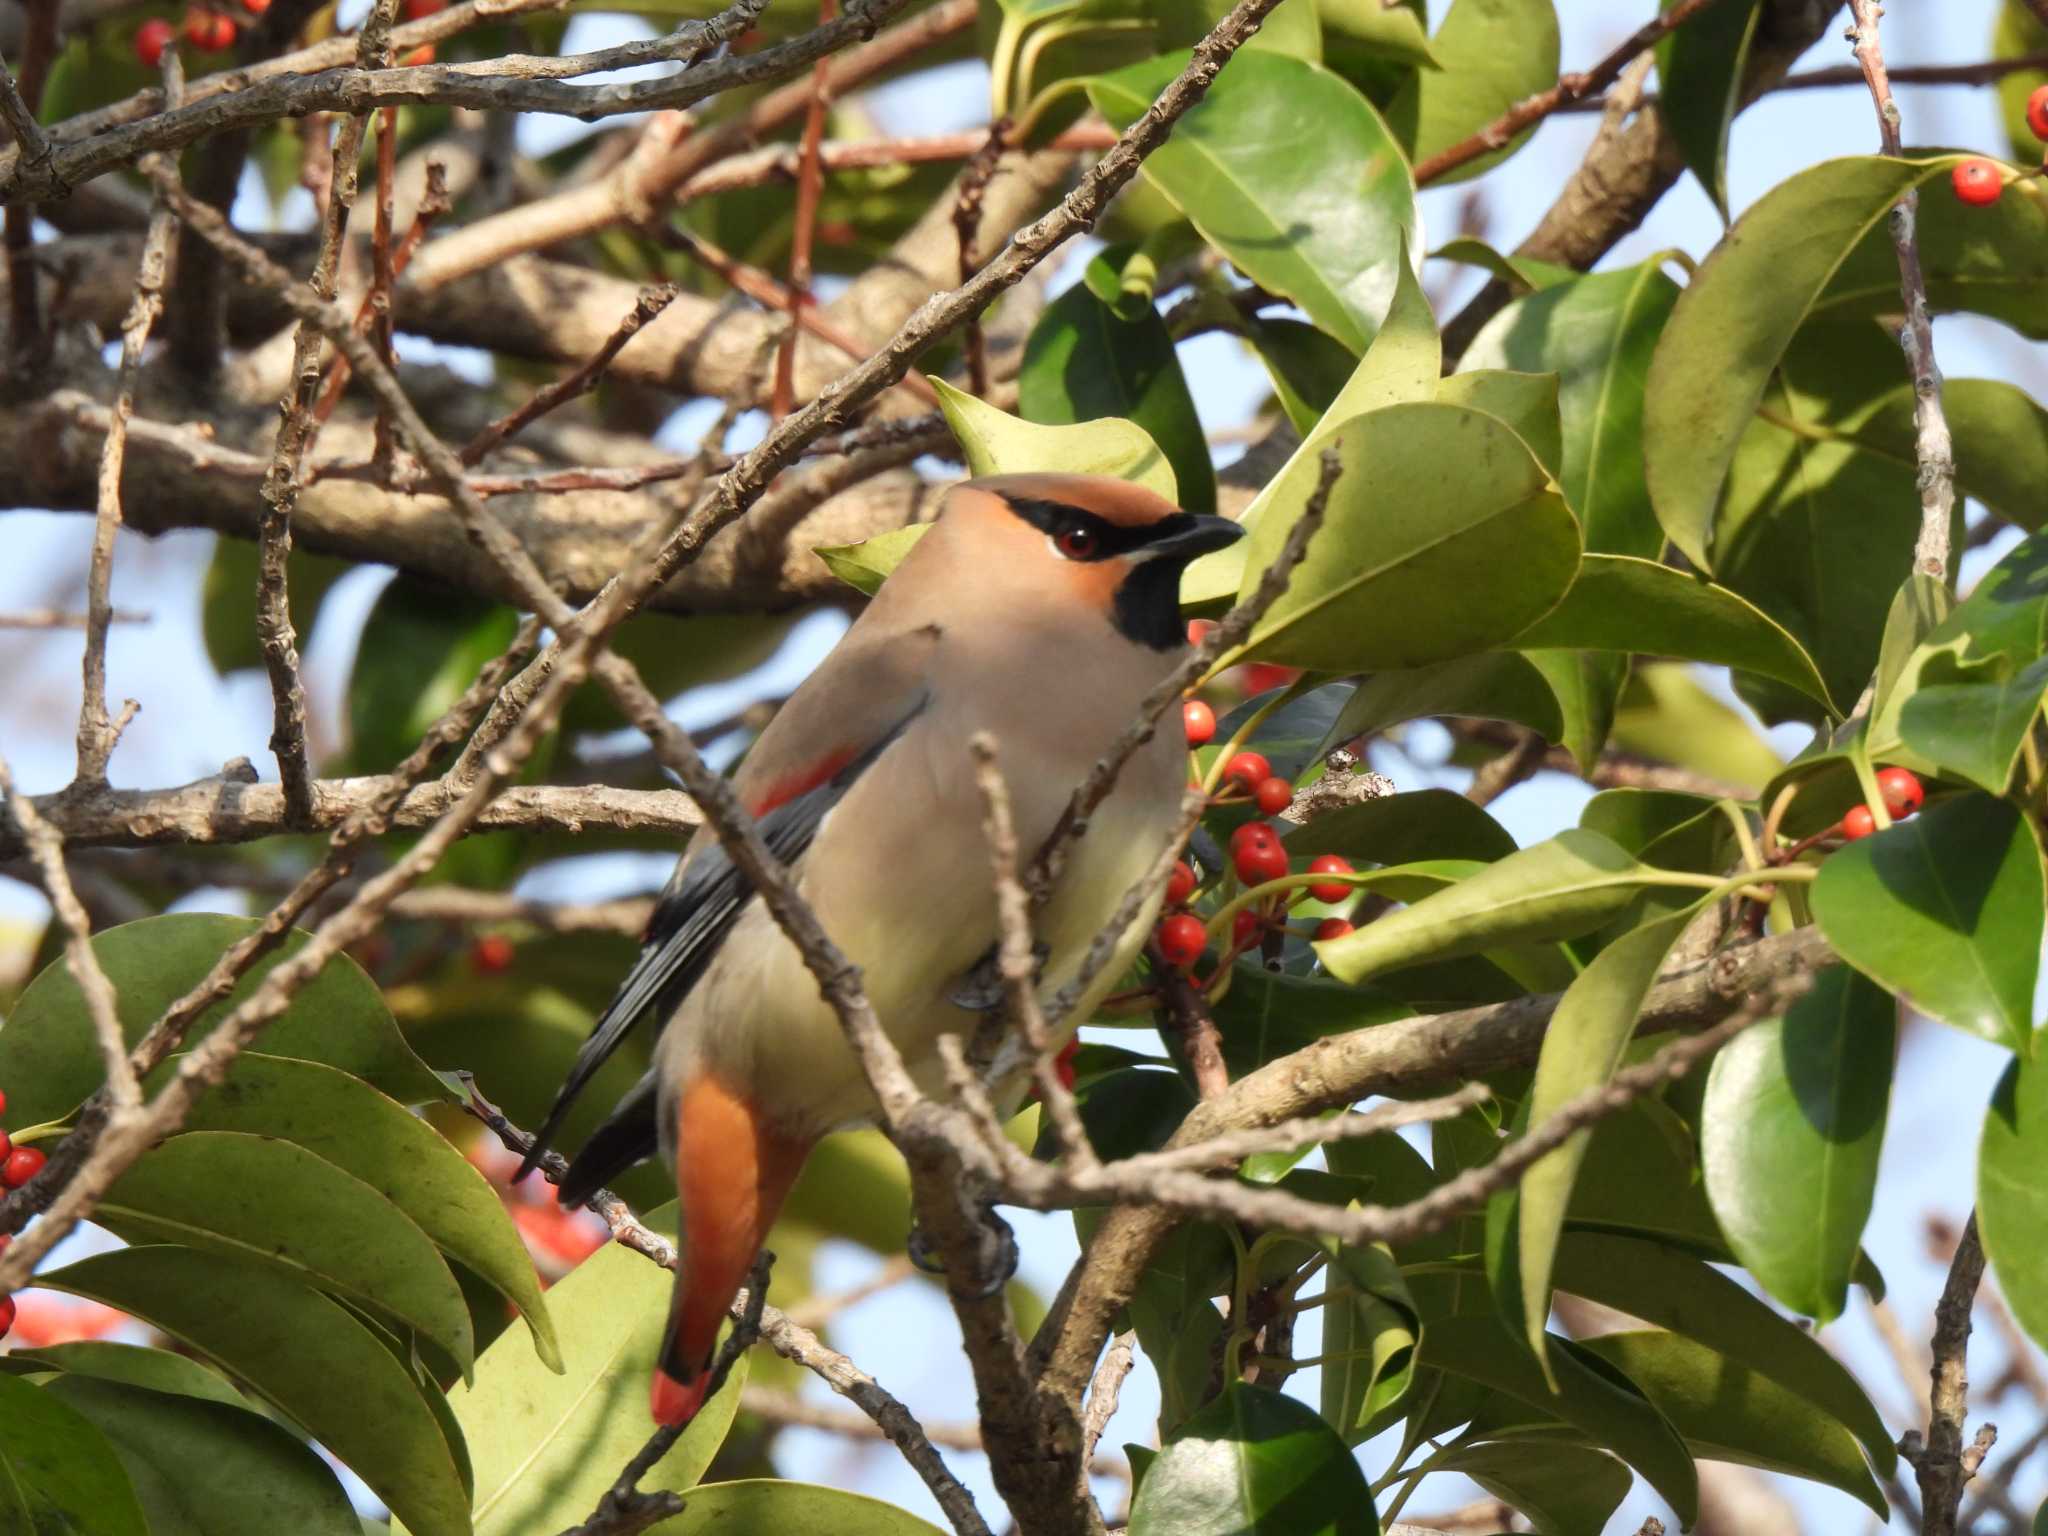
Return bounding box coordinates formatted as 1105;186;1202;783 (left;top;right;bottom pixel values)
1314;917;1354;942
241;0;269;13
2028;84;2048;143
1221;752;1271;792
1307;853;1354;904
210;11;237;46
1840;804;1878;840
135;17;175;66
1253;776;1293;816
471;934;516;974
0;1130;13;1166
1052;1036;1081;1093
2;1146;45;1189
1156;912;1207;968
1233;836;1288;887
1952;158;2003;206
403;42;435;64
1231;908;1264;949
1165;860;1196;906
1229;820;1278;852
1239;663;1301;697
0;1295;15;1340
1183;699;1216;748
1875;766;1924;819
1185;618;1216;647
0;1086;7;1115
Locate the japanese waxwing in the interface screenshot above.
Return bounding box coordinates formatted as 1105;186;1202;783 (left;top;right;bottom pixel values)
518;473;1243;1424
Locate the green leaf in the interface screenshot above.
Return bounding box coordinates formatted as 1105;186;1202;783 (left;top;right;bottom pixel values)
815;524;935;598
1511;907;1699;1362
1317;0;1438;72
1436;369;1561;479
46;1376;362;1536
1577;1331;1888;1517
665;1480;946;1536
1342;244;1439;407
1847;377;2048;536
1385;0;1559;183
1577;789;1731;873
37;1246;472;1536
1812;793;2043;1054
1316;829;1649;984
1244;318;1360;436
1129;1383;1380;1536
1548;1231;1896;1476
1611;663;1783;796
1019;252;1216;513
1644;155;1969;571
349;576;522;775
97;1131;475;1379
1995;0;2048;162
1234;404;1581;672
1430;235;1578;296
1982;1044;2048;1356
1461;258;1682;557
1432;1440;1629;1536
181;1053;559;1373
1565;1098;1729;1257
0;912;449;1130
1322;652;1564;748
1700;967;1894;1323
1320;1242;1419;1443
1423;1316;1699;1525
1506;554;1837;713
1656;0;1763;219
11;1342;248;1409
1284;788;1518;865
0;1372;148;1536
1089;51;1417;355
931;375;1177;499
447;1213;743;1535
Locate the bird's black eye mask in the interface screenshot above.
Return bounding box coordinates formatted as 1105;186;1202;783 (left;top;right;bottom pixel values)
998;494;1205;564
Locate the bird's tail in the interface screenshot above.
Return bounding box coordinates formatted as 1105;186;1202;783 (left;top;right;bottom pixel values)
650;1071;810;1426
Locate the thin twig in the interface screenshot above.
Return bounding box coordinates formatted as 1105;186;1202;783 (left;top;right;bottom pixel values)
2;0;58;369
1556;52;2048;111
308;159;451;428
770;0;836;420
951;122;1008;398
1464;727;1548;808
1904;1212;1991;1536
1413;0;1730;184
459;284;682;465
1148;937;1229;1099
0;609;148;630
1846;0;1958;586
1080;1329;1136;1466
0;755;139;1108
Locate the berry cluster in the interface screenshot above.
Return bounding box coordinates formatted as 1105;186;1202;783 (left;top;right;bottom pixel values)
1950;86;2048;207
0;1090;48;1343
136;0;442;67
1836;765;1924;842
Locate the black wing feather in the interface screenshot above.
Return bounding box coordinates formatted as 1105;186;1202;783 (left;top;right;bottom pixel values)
522;701;926;1195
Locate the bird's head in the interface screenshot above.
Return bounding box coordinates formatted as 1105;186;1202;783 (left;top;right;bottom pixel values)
945;474;1245;651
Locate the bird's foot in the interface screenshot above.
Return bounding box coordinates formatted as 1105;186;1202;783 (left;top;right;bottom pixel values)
905;1203;1018;1300
946;941;1051;1013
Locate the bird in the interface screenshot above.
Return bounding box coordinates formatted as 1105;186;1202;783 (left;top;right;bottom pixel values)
517;472;1243;1426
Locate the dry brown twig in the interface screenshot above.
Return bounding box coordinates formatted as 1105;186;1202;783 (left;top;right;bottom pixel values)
1903;1212;1993;1536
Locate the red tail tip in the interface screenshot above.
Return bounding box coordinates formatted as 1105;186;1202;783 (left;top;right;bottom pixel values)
650;1367;711;1426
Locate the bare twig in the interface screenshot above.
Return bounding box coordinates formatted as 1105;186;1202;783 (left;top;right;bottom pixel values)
459;284;682;465
1413;0;1729;185
1903;1212;1991;1536
0;755;139;1108
1079;1330;1136;1465
675;123;1116;201
308;159;451;428
1846;0;1958;586
770;0;836;420
1148;937;1230;1099
1464;727;1548;807
0;609;147;630
952;121;1009;397
2;0;57;368
1557;52;2048;111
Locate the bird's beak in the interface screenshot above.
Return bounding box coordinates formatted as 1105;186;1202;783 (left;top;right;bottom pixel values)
1142;514;1246;562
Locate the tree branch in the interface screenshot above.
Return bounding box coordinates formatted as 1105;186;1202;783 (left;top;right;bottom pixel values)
1904;1212;1992;1536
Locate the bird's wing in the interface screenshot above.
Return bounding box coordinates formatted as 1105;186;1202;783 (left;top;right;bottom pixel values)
525;630;939;1196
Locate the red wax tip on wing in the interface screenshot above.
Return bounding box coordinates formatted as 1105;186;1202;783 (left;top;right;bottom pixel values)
745;746;857;817
651;1367;710;1426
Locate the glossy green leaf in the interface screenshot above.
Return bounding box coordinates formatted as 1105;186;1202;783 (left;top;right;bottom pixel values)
1341;245;1439;407
1549;1230;1896;1473
1318;0;1437;71
1019;252;1216;514
0;912;448;1129
1701;967;1894;1323
1462;258;1681;557
1244;318;1359;436
1657;0;1762;219
1385;0;1559;183
12;1342;246;1408
350;576;521;775
1578;789;1729;869
1089;51;1417;355
666;1480;945;1535
448;1212;742;1536
181;1054;559;1372
0;1373;147;1536
1213;679;1358;781
1284;788;1518;865
1130;1383;1379;1536
1566;1098;1729;1257
1847;377;2048;535
1323;651;1563;748
97;1131;474;1378
1320;1241;1419;1443
47;1376;361;1536
1982;1043;2048;1356
1433;1440;1629;1536
1507;554;1836;712
1430;235;1578;295
1235;404;1581;671
1436;369;1561;479
1812;793;2043;1054
932;375;1177;499
38;1247;472;1536
1511;907;1699;1361
1578;1331;1888;1517
1644;155;1966;571
1424;1316;1699;1524
1525;650;1627;775
1611;663;1783;796
1317;829;1648;983
815;524;932;598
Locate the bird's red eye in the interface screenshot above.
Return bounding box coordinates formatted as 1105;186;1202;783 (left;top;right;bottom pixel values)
1055;524;1099;559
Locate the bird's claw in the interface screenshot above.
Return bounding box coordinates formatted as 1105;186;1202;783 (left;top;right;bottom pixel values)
947;942;1051;1013
905;1204;1018;1299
